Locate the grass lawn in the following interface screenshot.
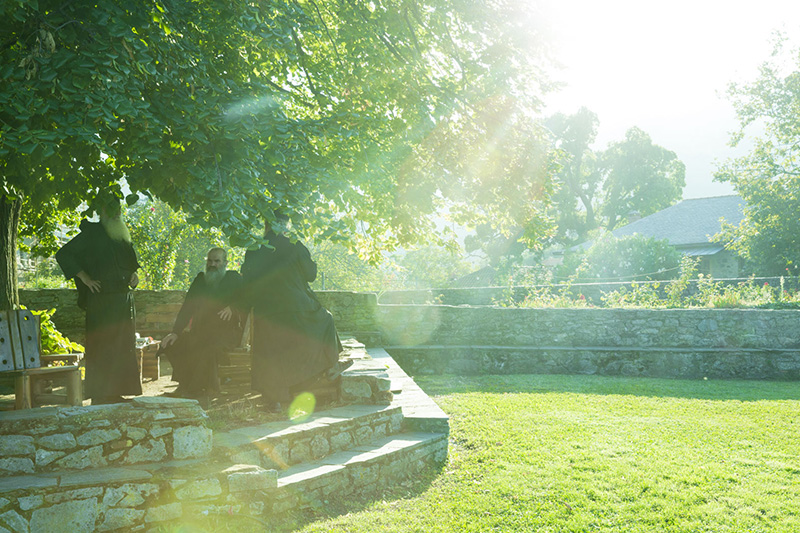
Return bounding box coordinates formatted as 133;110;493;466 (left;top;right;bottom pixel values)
295;374;800;532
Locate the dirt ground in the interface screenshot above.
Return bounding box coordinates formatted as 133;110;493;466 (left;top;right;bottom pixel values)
1;356;344;430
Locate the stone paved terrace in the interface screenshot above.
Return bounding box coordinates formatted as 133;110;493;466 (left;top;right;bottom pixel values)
0;344;449;532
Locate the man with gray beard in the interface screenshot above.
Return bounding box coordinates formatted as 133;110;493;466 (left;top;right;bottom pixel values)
160;248;243;397
56;197;142;405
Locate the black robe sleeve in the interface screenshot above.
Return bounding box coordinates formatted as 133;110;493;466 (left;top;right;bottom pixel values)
172;273;204;334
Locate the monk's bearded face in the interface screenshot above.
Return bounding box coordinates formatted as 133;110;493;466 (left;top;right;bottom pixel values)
101;215;132;243
205;262;225;285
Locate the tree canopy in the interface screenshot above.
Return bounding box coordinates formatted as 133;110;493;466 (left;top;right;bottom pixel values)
545;107;601;244
716;37;800;276
0;0;556;307
600;127;685;231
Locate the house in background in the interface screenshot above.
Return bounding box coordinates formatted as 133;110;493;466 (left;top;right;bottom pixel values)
575;195;746;278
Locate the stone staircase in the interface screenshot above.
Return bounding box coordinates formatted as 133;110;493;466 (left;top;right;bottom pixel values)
0;346;449;532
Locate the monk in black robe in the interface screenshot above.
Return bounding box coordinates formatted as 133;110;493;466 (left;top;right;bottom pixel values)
160;248;243;396
56;199;142;405
240;227;343;410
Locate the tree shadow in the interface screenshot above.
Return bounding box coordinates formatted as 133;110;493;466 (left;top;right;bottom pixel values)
414;373;800;402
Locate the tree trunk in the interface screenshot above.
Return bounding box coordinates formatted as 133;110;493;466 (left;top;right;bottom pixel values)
0;194;21;310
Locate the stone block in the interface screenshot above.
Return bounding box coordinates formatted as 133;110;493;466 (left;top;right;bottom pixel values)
150;426;172;438
144;502;182;523
45;487;102;504
0;436;34;457
77;428;122;447
225;464;278;492
97;508;145;532
0;498;7;510
126;427;147;441
173;478;222;500
341;380;372;400
56;446;106;470
17;495;42;511
310;435;330;458
0;510;27;533
289;441;311;464
330;431;352;451
36;433;77;451
172;426;212;459
102;483;158;508
355;426;373;445
0;458;33;475
34;448;63;468
125;439;167;464
30;498;98;533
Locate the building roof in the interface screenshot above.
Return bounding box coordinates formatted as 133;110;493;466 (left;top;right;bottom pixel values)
572;195;745;252
612;195;744;246
449;265;497;289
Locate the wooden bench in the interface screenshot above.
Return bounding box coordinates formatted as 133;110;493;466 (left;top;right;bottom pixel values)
0;309;83;410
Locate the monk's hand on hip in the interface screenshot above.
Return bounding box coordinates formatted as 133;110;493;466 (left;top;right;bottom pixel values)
129;272;139;289
77;271;101;293
218;306;233;321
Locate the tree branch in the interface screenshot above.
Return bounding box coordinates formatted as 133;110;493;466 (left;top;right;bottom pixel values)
308;0;342;66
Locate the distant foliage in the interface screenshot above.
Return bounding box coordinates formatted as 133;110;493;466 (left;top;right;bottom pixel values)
716;37;800;275
126;199;243;290
563;234;681;282
25;307;83;355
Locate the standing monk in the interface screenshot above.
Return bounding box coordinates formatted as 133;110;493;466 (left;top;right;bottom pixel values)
56;197;142;405
240;218;345;411
159;248;243;397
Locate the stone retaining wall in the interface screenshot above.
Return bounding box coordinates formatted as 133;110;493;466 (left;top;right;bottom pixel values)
377;306;800;349
19;289;379;346
379;306;800;379
0;398;211;477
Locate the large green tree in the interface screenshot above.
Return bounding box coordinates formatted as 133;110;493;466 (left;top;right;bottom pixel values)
1;0;556;309
715;38;800;276
600;127;685;231
545;107;601;245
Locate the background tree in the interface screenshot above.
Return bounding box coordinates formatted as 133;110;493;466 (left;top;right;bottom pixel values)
545;107;602;245
561;234;682;282
716;37;800;276
126;199;242;290
1;0;556;309
600;127;686;231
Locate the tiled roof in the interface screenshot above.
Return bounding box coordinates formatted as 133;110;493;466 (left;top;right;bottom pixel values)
572;195;745;252
611;195;744;246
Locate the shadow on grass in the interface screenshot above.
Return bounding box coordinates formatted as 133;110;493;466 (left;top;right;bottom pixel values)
414;373;800;402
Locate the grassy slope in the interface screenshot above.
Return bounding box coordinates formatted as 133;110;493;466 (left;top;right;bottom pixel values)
299;374;800;533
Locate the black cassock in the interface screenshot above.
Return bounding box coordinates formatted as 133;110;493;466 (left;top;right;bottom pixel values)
241;232;341;404
55;220;142;400
163;270;243;393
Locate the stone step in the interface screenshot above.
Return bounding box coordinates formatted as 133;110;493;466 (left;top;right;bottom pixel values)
213;404;404;470
278;431;447;491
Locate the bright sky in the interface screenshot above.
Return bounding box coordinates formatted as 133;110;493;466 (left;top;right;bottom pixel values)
540;0;800;199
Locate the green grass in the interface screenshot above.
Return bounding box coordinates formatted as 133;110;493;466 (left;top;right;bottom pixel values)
296;374;800;532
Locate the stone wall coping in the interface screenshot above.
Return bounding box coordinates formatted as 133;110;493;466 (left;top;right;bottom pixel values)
378;304;800;313
384;344;800;353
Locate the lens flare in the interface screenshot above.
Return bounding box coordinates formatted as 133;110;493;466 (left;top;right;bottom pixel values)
288;392;316;422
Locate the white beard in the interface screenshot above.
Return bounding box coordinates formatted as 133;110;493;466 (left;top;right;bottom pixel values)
205;267;225;286
102;217;132;243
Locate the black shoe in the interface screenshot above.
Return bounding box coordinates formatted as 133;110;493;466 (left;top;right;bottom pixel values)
325;359;354;381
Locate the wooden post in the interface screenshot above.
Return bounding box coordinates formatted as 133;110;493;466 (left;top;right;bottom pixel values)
14;373;32;410
66;367;83;406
